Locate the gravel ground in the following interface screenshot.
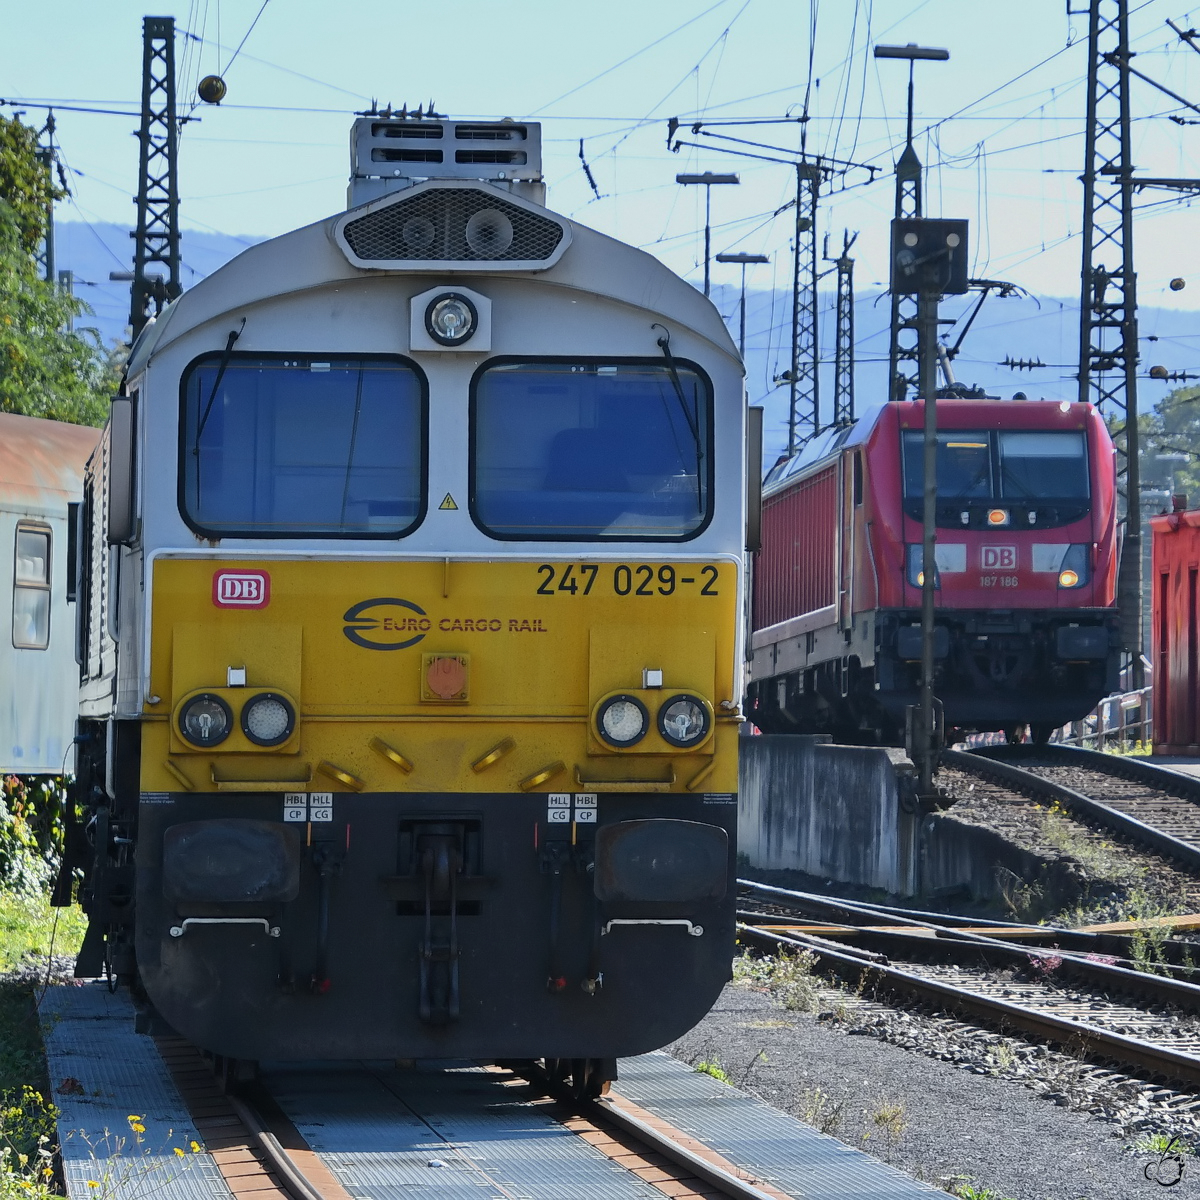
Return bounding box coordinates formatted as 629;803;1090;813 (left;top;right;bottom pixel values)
669;978;1200;1200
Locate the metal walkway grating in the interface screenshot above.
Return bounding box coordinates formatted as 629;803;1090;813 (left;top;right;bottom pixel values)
615;1051;943;1199
264;1060;665;1199
39;985;233;1199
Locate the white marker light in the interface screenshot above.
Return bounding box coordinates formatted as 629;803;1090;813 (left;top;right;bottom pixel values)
425;293;478;346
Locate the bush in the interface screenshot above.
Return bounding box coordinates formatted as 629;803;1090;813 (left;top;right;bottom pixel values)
0;777;66;895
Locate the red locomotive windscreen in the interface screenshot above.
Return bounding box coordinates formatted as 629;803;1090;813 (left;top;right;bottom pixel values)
754;464;837;628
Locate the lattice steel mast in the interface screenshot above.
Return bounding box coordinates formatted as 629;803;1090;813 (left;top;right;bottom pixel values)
34;110;57;284
1075;0;1143;685
129;16;181;340
827;230;858;427
668;119;876;454
875;44;949;402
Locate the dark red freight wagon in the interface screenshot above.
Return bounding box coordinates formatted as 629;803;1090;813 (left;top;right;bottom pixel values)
748;398;1122;744
1150;504;1200;753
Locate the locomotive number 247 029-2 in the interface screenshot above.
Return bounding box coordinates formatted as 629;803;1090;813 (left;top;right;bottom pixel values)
535;563;720;597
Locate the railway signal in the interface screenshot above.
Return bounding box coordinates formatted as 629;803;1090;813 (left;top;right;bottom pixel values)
891;217;970;796
874;42;950;403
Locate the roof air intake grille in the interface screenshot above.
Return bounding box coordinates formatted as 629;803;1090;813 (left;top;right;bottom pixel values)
337;185;568;270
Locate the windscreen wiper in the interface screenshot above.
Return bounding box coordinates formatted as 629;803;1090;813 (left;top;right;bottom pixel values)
195;320;246;447
193;320;246;509
651;324;703;512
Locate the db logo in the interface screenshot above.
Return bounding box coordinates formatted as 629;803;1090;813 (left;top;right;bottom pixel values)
981;546;1017;570
212;570;270;609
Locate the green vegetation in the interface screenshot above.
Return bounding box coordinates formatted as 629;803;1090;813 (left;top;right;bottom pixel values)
1104;741;1152;757
946;1185;1016;1200
1135;1132;1193;1158
1038;800;1141;884
801;1086;844;1136
0;114;120;427
862;1098;906;1161
0;974;59;1198
733;949;823;1012
0;777;69;896
692;1058;731;1084
0;771;88;1198
1141;384;1200;502
0;117;62;259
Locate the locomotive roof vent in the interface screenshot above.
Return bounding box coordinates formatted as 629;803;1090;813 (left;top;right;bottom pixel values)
348;115;545;207
333;179;571;273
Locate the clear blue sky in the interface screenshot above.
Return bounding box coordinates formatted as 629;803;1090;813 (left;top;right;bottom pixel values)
6;0;1200;426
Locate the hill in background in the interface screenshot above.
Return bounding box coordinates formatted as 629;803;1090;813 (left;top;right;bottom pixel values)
57;220;1199;465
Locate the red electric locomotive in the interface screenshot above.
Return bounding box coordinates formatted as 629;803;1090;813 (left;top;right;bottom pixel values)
747;397;1121;744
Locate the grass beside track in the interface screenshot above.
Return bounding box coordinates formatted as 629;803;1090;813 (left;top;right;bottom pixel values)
0;888;86;1198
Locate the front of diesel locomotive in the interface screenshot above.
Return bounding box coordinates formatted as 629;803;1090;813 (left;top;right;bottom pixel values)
68;118;748;1075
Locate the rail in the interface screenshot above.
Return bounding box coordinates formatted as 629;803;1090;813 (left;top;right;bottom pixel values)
736;879;1200;1089
942;747;1200;871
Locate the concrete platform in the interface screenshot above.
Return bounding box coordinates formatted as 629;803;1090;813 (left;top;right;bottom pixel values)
1150;755;1200;779
41;982;939;1199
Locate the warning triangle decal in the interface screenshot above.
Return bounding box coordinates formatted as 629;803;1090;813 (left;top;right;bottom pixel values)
439;493;459;511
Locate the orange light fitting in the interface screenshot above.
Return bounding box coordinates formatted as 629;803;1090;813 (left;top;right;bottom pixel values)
986;509;1010;526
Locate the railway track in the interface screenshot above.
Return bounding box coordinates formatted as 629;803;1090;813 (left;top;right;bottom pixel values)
945;744;1200;872
156;1038;788;1200
738;879;1200;1090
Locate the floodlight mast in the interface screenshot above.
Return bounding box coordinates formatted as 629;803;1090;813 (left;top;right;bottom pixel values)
715;251;770;357
874;43;949;403
668;120;876;453
676;173;740;297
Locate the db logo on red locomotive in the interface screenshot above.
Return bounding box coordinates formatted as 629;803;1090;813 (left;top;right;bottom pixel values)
981;546;1017;570
212;570;271;609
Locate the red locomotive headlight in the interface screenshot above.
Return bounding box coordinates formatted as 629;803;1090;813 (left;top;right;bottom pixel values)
905;545;940;589
986;508;1010;527
1057;544;1090;589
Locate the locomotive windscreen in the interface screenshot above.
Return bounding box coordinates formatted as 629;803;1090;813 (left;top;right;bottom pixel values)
470;360;712;540
902;430;1088;501
180;355;426;537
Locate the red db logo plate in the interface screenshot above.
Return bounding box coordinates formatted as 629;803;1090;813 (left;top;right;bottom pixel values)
213;570;270;609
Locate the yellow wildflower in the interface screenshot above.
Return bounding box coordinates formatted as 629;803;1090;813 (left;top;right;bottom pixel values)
174;1147;185;1158
190;1141;201;1153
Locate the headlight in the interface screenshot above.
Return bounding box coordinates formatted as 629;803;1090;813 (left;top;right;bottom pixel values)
241;693;296;746
905;545;940;589
425;292;478;346
1058;543;1090;589
596;694;649;747
179;694;233;747
658;694;712;748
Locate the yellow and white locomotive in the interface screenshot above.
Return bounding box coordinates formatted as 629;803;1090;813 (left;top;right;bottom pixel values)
66;117;754;1087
